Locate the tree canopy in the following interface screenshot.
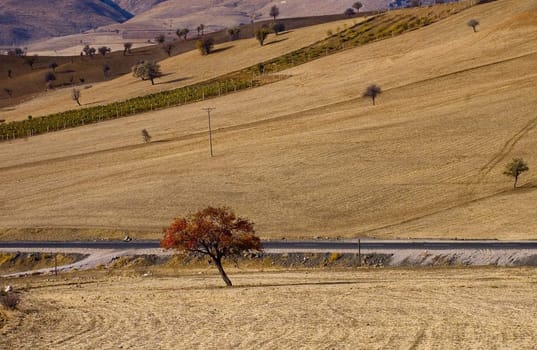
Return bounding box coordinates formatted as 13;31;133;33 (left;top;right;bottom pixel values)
503;158;529;188
132;61;161;85
161;206;262;286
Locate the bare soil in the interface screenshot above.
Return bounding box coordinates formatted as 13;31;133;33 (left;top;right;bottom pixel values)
1;267;536;349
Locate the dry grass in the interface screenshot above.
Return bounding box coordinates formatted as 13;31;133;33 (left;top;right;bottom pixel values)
1;0;537;240
1;267;536;349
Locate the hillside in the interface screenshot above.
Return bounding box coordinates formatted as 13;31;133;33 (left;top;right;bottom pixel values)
1;0;537;240
0;0;132;46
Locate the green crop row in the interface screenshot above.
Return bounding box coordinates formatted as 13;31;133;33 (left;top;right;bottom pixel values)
0;2;473;142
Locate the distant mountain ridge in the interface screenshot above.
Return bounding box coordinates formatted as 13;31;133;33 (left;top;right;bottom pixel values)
0;0;132;46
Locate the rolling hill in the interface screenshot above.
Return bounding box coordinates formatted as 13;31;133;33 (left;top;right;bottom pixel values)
1;0;537;241
0;0;132;46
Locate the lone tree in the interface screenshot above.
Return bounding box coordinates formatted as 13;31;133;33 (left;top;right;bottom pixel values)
197;24;205;37
155;34;166;44
48;62;58;72
353;1;363;12
161;206;262;287
255;27;270;46
98;46;111;56
269;5;280;21
4;88;13;98
344;8;356;17
176;28;189;41
503;158;529;188
102;63;111;78
467;19;479;32
71;88;81;106
44;71;56;90
141;129;152;143
24;55;38;70
363;84;382;105
227;27;241;40
132;61;161;85
196;37;215;55
271;22;285;35
123;42;133;55
161;42;174;56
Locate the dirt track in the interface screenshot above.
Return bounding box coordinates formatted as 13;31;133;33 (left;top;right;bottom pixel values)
1;267;536;349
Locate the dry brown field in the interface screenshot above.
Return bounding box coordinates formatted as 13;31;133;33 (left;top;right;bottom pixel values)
1;0;537;240
1;267;536;349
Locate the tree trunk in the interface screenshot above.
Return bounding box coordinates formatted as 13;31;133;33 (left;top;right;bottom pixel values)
514;175;518;188
150;77;154;85
76;99;81;106
213;257;232;287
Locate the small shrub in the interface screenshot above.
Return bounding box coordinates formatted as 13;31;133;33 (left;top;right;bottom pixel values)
141;129;152;143
196;37;215;55
328;252;342;263
0;292;20;310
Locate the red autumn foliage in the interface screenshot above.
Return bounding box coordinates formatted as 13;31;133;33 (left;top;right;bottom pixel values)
161;206;262;286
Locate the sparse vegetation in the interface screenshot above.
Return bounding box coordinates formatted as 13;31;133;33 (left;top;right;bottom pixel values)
176;28;189;41
196;37;215;55
155;34;166;44
467;19;480;32
0;291;20;310
255;27;271;46
197;24;205;37
270;5;280;21
272;22;286;35
132;61;161;85
81;45;96;57
71;88;81;106
503;158;529;188
227;27;241;41
344;8;356;17
161;42;174;57
23;55;38;70
44;71;56;90
161;206;262;287
98;46;111;56
4;88;13;98
353;2;363;13
363;84;382;105
141;129;152;143
48;62;58;72
123;42;133;55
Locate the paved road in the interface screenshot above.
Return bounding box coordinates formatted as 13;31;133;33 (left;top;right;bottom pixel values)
1;240;537;251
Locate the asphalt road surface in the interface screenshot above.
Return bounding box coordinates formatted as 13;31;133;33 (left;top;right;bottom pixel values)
1;240;537;251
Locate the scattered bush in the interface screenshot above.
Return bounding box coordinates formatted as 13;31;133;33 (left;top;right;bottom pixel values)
272;22;285;35
255;28;270;46
0;291;20;310
196;37;215;55
141;129;152;143
132;61;162;85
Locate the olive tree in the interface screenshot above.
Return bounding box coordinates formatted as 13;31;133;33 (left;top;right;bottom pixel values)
132;61;161;85
71;88;81;106
196;37;215;55
363;84;382;105
503;158;529;188
255;28;270;46
467;19;479;32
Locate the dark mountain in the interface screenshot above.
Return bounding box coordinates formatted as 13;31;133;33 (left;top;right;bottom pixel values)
109;0;166;15
0;0;133;46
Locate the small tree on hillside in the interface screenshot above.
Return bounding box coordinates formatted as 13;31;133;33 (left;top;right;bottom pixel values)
141;129;152;143
155;34;166;44
4;88;13;98
24;55;38;70
467;19;479;32
123;42;133;55
363;84;382;105
176;28;189;41
270;5;280;21
48;62;58;72
255;28;270;46
7;69;12;78
71;88;81;106
344;8;356;17
161;206;262;287
82;45;96;57
197;24;205;37
271;22;285;35
44;71;56;90
98;46;111;56
196;37;215;55
503;158;529;188
102;63;111;78
162;42;175;56
132;61;161;85
353;2;363;12
227;27;241;41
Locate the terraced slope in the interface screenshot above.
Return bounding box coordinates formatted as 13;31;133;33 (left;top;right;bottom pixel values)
1;0;537;240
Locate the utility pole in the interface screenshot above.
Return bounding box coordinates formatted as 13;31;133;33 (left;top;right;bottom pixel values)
202;107;216;157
